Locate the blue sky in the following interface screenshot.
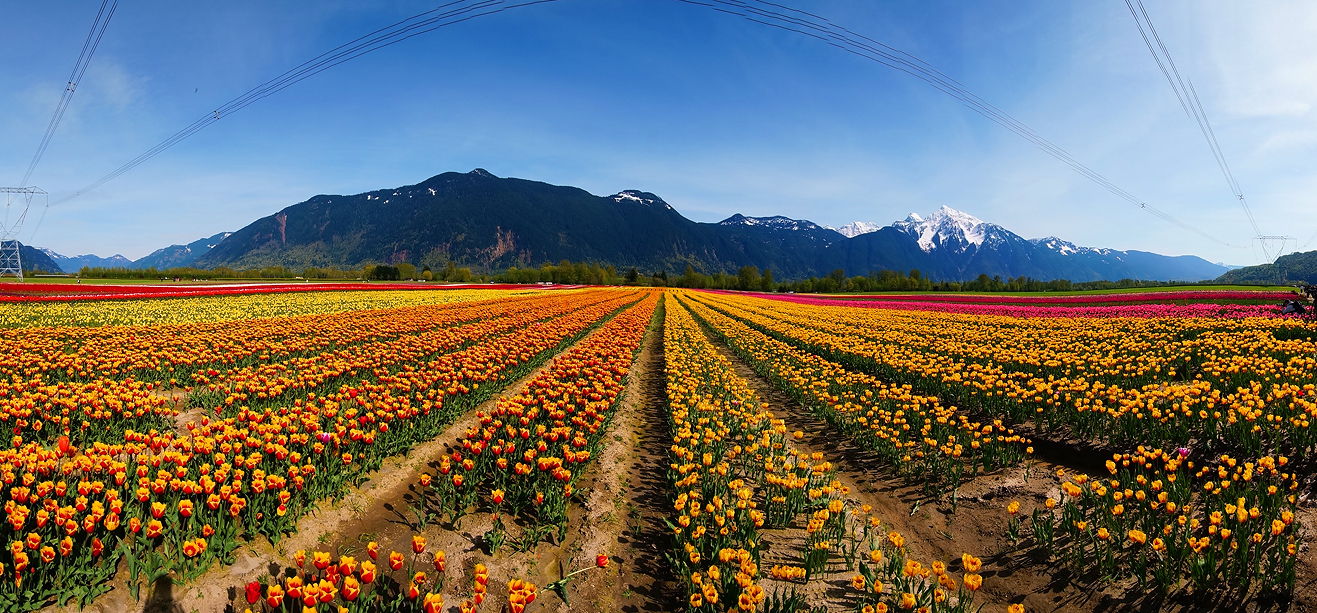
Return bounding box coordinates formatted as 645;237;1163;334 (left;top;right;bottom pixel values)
2;0;1314;265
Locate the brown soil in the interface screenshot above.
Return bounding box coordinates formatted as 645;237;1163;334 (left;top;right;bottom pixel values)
701;330;1317;613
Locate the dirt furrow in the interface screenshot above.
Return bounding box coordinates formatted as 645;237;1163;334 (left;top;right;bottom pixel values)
701;329;1099;613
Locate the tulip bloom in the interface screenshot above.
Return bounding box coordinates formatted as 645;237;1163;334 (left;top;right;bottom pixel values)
341;576;361;602
266;584;285;608
433;551;446;572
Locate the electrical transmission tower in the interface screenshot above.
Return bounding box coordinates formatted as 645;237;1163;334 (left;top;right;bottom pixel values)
1253;235;1296;267
1;187;48;281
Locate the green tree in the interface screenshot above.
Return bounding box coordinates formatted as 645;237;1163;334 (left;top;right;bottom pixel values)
738;265;761;291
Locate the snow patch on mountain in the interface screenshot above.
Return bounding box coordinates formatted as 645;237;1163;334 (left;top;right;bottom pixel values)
893;206;1007;253
207;233;232;249
719;214;825;232
1029;236;1112;256
834;221;883;238
610;190;673;210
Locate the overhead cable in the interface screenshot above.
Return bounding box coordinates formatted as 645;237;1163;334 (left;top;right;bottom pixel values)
1124;0;1266;245
44;0;562;211
19;0;119;188
683;0;1245;248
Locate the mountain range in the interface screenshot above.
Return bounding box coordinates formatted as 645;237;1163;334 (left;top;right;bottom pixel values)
19;232;232;274
23;170;1233;282
190;169;1225;282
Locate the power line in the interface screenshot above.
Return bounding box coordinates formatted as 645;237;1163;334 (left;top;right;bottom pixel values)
41;0;562;211
36;0;1253;252
1123;1;1292;262
20;0;119;189
685;0;1246;248
33;0;564;240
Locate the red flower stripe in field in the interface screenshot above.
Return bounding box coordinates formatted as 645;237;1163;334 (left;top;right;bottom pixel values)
0;282;572;303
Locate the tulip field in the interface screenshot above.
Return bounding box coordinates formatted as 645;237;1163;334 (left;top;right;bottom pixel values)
1;281;1313;612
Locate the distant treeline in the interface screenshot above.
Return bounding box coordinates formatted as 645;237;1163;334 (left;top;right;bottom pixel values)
495;260;618;285
78;266;360;280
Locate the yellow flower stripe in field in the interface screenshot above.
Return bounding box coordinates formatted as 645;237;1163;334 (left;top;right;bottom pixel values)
0;291;634;610
690;292;1317;457
663;295;990;613
1028;447;1299;599
0;287;542;328
680;293;1028;497
665;296;802;611
430;291;662;539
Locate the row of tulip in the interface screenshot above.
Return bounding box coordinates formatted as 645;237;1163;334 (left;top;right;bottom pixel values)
756;289;1293;306
663;296;806;611
690;291;1317;457
0;286;531;328
197;292;617;413
410;290;661;545
1019;447;1300;600
236;537;450;613
2;289;527;381
662;295;999;612
754;292;1290;319
690;291;1311;602
0;289;642;610
0;291;615;448
233;539;608;613
0;282;543;303
679;293;1029;498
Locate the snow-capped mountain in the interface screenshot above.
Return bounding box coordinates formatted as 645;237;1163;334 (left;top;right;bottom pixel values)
833;221;883;238
40;249;134;272
1029;236;1110;257
891;206;1016;254
719;214;830;232
610;190;673;211
33;231;233;272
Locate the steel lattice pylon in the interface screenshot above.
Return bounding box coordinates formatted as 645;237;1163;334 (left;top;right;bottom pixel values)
1;187;48;280
0;240;20;280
